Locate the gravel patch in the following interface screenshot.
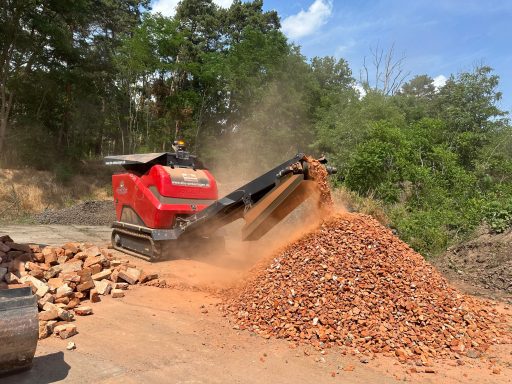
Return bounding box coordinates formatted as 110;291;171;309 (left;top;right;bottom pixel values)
34;200;116;226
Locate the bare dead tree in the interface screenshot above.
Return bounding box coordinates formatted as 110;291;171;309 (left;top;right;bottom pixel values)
360;42;410;96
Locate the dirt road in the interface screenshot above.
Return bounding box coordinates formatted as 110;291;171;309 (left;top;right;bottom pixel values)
2;225;511;384
4;286;405;384
1;224;111;245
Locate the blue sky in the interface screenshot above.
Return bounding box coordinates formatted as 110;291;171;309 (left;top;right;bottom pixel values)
152;0;512;112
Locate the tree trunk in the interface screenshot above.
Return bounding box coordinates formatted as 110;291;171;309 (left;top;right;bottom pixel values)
0;84;13;155
0;115;7;155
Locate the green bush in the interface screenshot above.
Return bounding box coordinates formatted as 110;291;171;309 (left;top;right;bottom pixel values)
389;207;450;257
483;199;512;233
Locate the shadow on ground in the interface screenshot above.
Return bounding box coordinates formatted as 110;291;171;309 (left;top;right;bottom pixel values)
1;352;70;384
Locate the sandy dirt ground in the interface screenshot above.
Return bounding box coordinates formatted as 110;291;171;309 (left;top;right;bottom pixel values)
0;224;112;245
1;225;511;384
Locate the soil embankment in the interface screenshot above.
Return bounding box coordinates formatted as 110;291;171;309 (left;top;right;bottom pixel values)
435;229;512;299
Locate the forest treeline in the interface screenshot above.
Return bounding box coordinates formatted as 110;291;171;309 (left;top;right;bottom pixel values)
1;0;511;255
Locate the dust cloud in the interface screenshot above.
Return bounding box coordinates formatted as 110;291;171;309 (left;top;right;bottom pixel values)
159;202;326;290
166;84;344;289
158;171;346;291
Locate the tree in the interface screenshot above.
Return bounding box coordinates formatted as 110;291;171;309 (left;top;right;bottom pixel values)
399;75;436;99
0;0;149;163
314;91;405;182
221;0;280;46
360;43;410;96
344;121;411;202
394;75;437;122
435;66;509;170
112;1;291;159
437;66;508;133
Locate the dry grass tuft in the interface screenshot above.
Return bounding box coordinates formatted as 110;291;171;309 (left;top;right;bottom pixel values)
331;186;390;226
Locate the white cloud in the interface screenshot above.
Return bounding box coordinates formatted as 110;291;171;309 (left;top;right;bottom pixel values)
433;74;447;90
353;83;366;99
152;0;179;16
151;0;233;17
214;0;233;7
281;0;333;40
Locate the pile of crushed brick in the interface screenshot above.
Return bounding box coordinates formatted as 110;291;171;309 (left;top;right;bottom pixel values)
222;213;511;363
0;235;157;340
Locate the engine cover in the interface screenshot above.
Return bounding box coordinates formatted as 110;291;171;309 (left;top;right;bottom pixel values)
112;164;218;229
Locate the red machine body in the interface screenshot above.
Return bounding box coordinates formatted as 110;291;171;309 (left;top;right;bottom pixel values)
112;164;218;229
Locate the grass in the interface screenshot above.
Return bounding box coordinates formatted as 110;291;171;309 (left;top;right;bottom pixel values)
331;186;390;226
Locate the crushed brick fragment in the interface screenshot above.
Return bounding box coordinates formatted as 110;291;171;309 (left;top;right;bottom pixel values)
39;308;59;321
38;321;51;340
92;268;111;281
74;306;93;316
118;268;141;285
54;323;78;339
114;282;129;290
305;156;333;209
111;289;125;298
140;271;158;283
94;279;112;295
89;288;101;303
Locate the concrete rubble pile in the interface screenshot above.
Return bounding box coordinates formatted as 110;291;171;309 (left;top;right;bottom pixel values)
223;213;511;363
0;234;157;340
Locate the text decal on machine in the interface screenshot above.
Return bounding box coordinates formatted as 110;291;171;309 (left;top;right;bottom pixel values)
170;171;210;188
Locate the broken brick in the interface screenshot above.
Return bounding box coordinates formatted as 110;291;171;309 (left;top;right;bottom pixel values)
74;306;93;316
118;268;140;285
33;252;45;263
94;279;112;295
38;321;51;340
47;277;64;291
54;323;78;339
55;283;74;299
60;260;83;274
92;268;111;281
65;297;81;310
39;308;59;321
42;247;58;265
113;282;128;290
90;263;102;275
38;292;55;309
85;246;101;257
77;279;95;292
20;275;49;298
111;289;125;298
89;289;100;303
140;271;158;283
